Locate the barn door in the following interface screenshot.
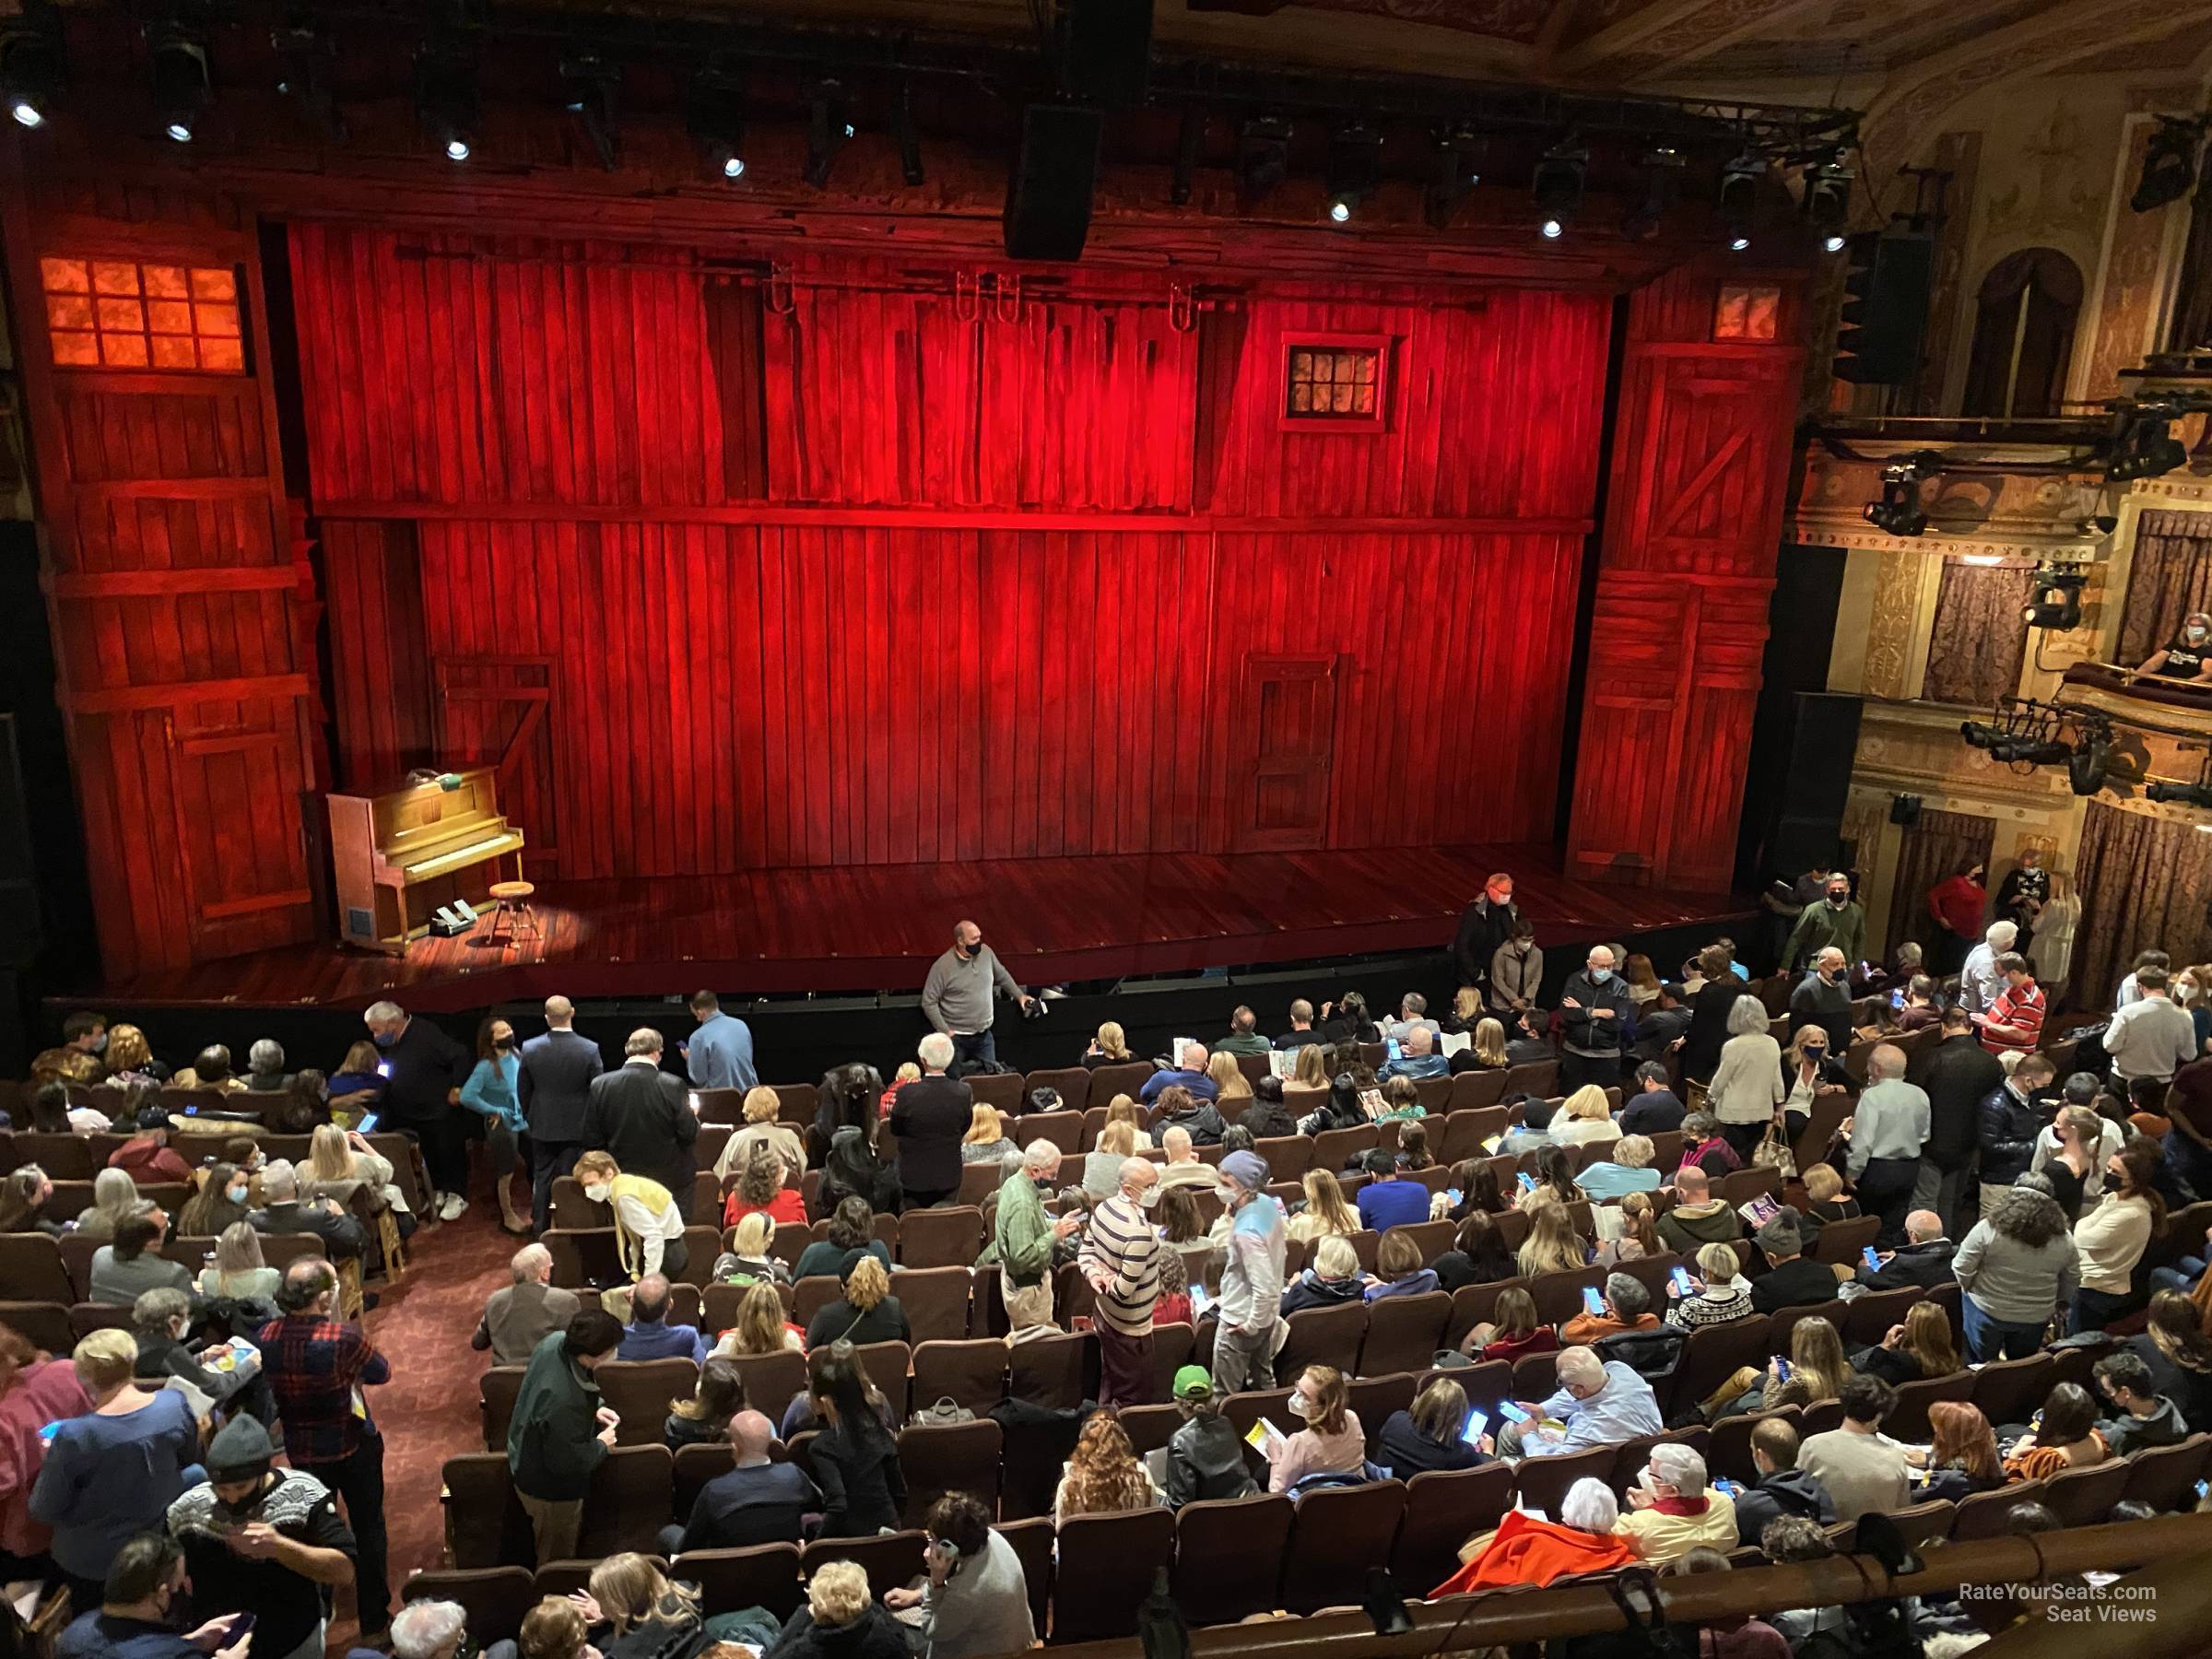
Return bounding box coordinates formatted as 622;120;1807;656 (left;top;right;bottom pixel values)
432;655;559;869
164;710;314;954
1238;653;1336;852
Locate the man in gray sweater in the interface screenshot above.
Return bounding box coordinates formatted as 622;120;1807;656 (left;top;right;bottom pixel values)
921;920;1033;1071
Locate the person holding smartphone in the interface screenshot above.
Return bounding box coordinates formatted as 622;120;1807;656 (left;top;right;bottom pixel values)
55;1532;253;1659
881;1492;1033;1659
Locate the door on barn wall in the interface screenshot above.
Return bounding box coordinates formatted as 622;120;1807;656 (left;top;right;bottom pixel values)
1236;653;1337;853
164;708;316;956
432;656;560;872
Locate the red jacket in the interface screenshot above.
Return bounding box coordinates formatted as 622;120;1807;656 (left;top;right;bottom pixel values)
107;1137;194;1184
1927;875;1986;939
724;1185;808;1230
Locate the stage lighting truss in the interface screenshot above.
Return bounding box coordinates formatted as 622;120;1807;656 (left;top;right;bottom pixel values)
1862;450;1941;537
2106;396;2198;484
1959;698;2113;794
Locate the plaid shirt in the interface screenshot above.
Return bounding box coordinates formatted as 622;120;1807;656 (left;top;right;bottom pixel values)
256;1312;388;1465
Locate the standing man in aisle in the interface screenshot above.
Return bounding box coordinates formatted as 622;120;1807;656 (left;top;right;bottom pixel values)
1783;872;1866;976
518;996;605;1235
583;1030;700;1219
1452;872;1521;1006
362;1001;473;1223
921;920;1034;1072
682;990;758;1093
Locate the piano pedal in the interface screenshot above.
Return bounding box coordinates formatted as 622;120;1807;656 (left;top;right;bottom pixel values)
453;899;480;924
429;906;469;937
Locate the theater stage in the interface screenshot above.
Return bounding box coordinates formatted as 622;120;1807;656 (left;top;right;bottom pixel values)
92;842;1754;1014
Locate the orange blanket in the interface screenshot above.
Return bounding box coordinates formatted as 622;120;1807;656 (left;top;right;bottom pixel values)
1431;1509;1640;1597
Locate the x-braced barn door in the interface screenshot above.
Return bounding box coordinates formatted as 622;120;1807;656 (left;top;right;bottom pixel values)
432;655;560;870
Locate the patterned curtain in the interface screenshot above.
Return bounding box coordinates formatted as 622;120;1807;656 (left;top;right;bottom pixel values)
1885;807;1995;959
2121;509;2212;666
2072;802;2212;1007
1923;563;2034;708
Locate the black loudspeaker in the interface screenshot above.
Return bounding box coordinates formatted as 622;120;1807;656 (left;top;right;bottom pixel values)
1889;793;1923;827
1768;692;1864;876
1005;104;1102;262
1060;0;1153;104
1834;231;1935;386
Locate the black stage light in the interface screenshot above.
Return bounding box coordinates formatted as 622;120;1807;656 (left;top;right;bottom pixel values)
1720;147;1763;250
2133;116;2204;213
1620;145;1684;241
147;24;209;144
1959;720;2005;750
415;45;477;160
1424;123;1481;229
1236;114;1290;208
1803;153;1853;228
1;26;62;130
2068;729;2113;797
1323;123;1381;223
272;23;347;144
2022;567;2086;630
805;78;853;188
892;78;924;185
1864;451;1939;536
1534;135;1586;238
686;62;746;180
2147;780;2212;807
1171;104;1202;205
2108;405;2188;482
1990;736;2071;766
561;54;619;171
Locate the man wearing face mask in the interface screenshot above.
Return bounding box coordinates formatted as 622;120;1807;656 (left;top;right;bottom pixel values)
1789;948;1855;1054
1783;873;1865;976
360;1001;473;1224
921;920;1034;1074
1993;847;2051;958
56;1532;253;1659
30;1009;110;1088
1453;873;1522;1006
1558;946;1630;1094
2134;610;2212;683
1208;1149;1286;1396
166;1414;359;1659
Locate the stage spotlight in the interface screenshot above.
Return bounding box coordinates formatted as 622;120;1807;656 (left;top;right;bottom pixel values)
1824;232;1847;253
2108;404;2188;482
1730;235;1751;252
2147;779;2212;807
1235;113;1290;208
1802;154;1853;228
272;23;347;144
1959;720;2004;750
1323;123;1381;224
1720;147;1764;241
1990;735;2072;766
1864;451;1940;537
415;45;477;161
1539;216;1563;239
1424;124;1482;229
1533;136;1586;232
2133;116;2204;213
892;77;924;186
2022;566;2086;630
685;63;746;181
805;78;852;188
147;25;209;144
2068;726;2113;797
1171;104;1203;206
560;55;619;171
1;28;62;130
1620;145;1685;241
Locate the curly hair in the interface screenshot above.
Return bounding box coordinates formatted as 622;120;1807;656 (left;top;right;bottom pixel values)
1057;1413;1154;1518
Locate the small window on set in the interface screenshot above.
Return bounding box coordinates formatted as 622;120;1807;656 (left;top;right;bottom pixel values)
1713;284;1781;341
1282;335;1387;429
41;257;245;372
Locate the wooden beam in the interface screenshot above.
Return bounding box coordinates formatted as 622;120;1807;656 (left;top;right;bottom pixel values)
65;674;310;714
45;567;300;599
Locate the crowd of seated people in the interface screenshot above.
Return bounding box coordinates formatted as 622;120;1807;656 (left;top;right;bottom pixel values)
12;917;2212;1657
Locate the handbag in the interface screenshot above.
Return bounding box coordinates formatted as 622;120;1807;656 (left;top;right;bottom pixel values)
1752;1120;1798;1179
912;1395;977;1427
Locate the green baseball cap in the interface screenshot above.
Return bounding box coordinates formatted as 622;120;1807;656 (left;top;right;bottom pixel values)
1171;1364;1214;1401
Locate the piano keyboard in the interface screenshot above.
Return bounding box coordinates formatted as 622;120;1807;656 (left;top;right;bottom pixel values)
401;832;524;880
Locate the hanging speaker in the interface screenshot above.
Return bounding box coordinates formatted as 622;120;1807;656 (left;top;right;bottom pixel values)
1059;0;1153;105
1889;793;1923;827
1005;103;1101;262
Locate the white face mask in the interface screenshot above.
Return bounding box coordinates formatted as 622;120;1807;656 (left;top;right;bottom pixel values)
1287;1391;1312;1419
583;1182;612;1204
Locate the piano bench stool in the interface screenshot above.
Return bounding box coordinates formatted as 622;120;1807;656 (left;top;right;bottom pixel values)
483;880;538;948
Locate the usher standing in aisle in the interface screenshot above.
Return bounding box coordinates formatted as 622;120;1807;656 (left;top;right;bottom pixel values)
921;920;1034;1072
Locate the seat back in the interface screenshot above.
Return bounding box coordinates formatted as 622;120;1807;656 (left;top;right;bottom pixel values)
402;1568;537;1643
550;1176;611;1230
1279;1479;1407;1615
1509;1349;1559;1401
1511;1443;1614;1522
1013;1110;1085;1156
670;1543;806;1620
2122;1433;2212;1511
897;1419;1003;1524
1968;1353;2054;1429
911;1339;1007;1416
2044;1459;2132;1527
0;1235;72;1305
544;1228;622;1288
0;1300;73;1356
1007;1330;1091;1410
672;1441;736;1519
13;1134;95;1180
1313;1126;1378;1170
1052;1505;1175;1641
594;1359;700;1446
1253;1136;1311;1180
1809;1214;1879;1265
1359;1291;1451;1377
1086;1063;1155;1110
579;1444;676;1556
1172;1493;1295;1626
730;1349;810;1419
1706;1407;1798;1487
1953;1478;2043;1540
800;1532;928;1601
1841;1287;1922;1346
480;1366;527;1451
1504;1061;1558;1099
1275;1302;1365;1380
1444;1280;1530;1348
1390;1464;1513;1596
1886;1371;1976;1443
1666;1317;1775;1418
895;1265;973;1342
441;1453;532;1569
68;1300;131;1340
897;1209;984;1270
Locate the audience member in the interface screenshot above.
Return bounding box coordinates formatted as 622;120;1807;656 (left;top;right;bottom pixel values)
362;1001;474;1222
1729;1418;1834;1545
1788;948;1855;1055
474;1243;582;1366
1078;1156;1159;1406
1912;1401;2005;1502
0;1317;89;1569
2004;1381;2111;1480
1053;1413;1158;1523
177;1160;250;1239
386;1600;470;1659
573;1151;688;1279
582;1028;699;1222
55;1531;252;1659
1515;1200;1587;1277
508;1308;624;1562
90;1209;194;1307
1436;1476;1634;1594
760;1559;906;1659
1615;1442;1735;1564
794;1197;889;1281
1707;994;1784;1159
1560;1272;1661;1346
171;1044;247;1094
660;1356;747;1453
1502;1346;1663;1459
107;1118;194;1184
517;996;606;1234
251;1159;368;1261
72;1167;144;1241
129;1288;250;1410
2036;1100;2124;1221
1379;1376;1487;1476
1365;1230;1440;1303
1657;1166;1741;1254
198;1222;278;1303
1558;946;1629;1092
1975;1049;2053;1224
663;1407;817;1554
724;1144;807;1232
817;1124;900;1218
2092;1349;2189;1454
1747;1207;1837;1314
1670;1243;1758;1330
1209;1149;1285;1394
1352;1155;1429;1232
458;1016;530;1235
2070;1135;2162;1333
618;1273;709;1362
1954;1183;2078;1361
1619;1063;1687;1135
1845;1044;1930;1245
1459;1285;1560;1362
1552;1084;1622;1149
713;1280;806;1359
1783;873;1865;973
1959;921;2018;1015
1498;1096;1557;1159
1675;1112;1743;1182
1852;1209;1956;1292
682;989;758;1092
1796;1375;1908;1523
2105;966;2197;1107
807;1346;907;1538
922;921;1035;1072
1263;1364;1362;1491
889;1033;972;1208
2126;1290;2212;1430
805;1256;910;1348
880;1491;1032;1659
1853;1300;1960;1387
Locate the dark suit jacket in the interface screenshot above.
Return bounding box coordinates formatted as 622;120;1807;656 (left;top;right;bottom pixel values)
518;1028;606;1144
583;1060;700;1210
1452;897;1520;990
888;1074;972;1196
1912;1034;2006;1172
379;1017;472;1126
251;1199;367;1259
1853;1238;1958;1292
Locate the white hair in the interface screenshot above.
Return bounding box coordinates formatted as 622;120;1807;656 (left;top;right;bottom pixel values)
364;1001;405;1026
1022;1141;1063;1175
260;1159;300;1202
624;1027;664;1059
918;1031;955;1070
1559;1477;1619;1532
1118;1157;1156;1194
1985;921;2018;949
391;1600;468;1659
1725;994;1769;1038
1650;1441;1707;1494
1867;1043;1907;1081
248;1039;285;1074
1556;1346;1604;1388
511;1242;551;1283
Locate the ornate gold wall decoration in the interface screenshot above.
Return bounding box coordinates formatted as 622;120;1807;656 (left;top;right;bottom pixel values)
1863;548;1924;700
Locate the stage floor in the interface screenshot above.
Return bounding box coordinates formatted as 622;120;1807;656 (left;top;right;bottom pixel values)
96;843;1754;1012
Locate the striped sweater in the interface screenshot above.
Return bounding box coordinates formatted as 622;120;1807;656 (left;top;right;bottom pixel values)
1078;1194;1160;1337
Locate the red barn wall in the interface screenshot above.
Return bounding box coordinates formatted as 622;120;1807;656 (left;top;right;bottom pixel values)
291;226;1613;879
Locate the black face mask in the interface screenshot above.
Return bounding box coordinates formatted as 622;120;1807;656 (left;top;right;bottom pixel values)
966;940;983;958
494;1036;515;1051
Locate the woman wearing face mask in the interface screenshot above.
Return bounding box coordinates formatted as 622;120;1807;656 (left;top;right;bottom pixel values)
1926;857;1989;979
2136;610;2212;683
128;1287;257;1412
178;1161;251;1239
462;1016;532;1235
1780;1025;1851;1139
1265;1365;1365;1493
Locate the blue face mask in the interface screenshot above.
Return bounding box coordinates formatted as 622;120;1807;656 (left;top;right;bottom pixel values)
1591;968;1613;983
371;1030;397;1048
88;1032;108;1054
227;1185;248;1205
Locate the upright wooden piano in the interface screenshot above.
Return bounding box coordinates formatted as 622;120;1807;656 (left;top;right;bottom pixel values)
327;768;527;952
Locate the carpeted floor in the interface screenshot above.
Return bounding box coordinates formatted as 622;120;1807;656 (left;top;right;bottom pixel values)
323;1189;518;1649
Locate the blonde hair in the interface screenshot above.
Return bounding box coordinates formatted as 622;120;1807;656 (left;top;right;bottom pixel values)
105;1024;153;1074
807;1560;871;1628
728;1211;775;1259
1095;1021;1132;1061
1293;1044;1328;1088
214;1220;266;1276
73;1327;137;1393
308;1123;354;1183
574;1151;620;1183
1106;1095;1145;1136
962;1104;1004;1145
1517;1203;1584;1277
1561;1085;1610;1124
1098;1120;1135;1157
1300;1170;1359;1238
1474;1018;1508;1068
1207;1051;1252;1100
893;1063;921;1086
742;1086;782;1124
1453;987;1481;1024
844;1255;890;1312
1803;1164;1843;1203
1696;1242;1738;1284
585;1554;696;1636
727;1281;792;1356
1313;1235;1359;1278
